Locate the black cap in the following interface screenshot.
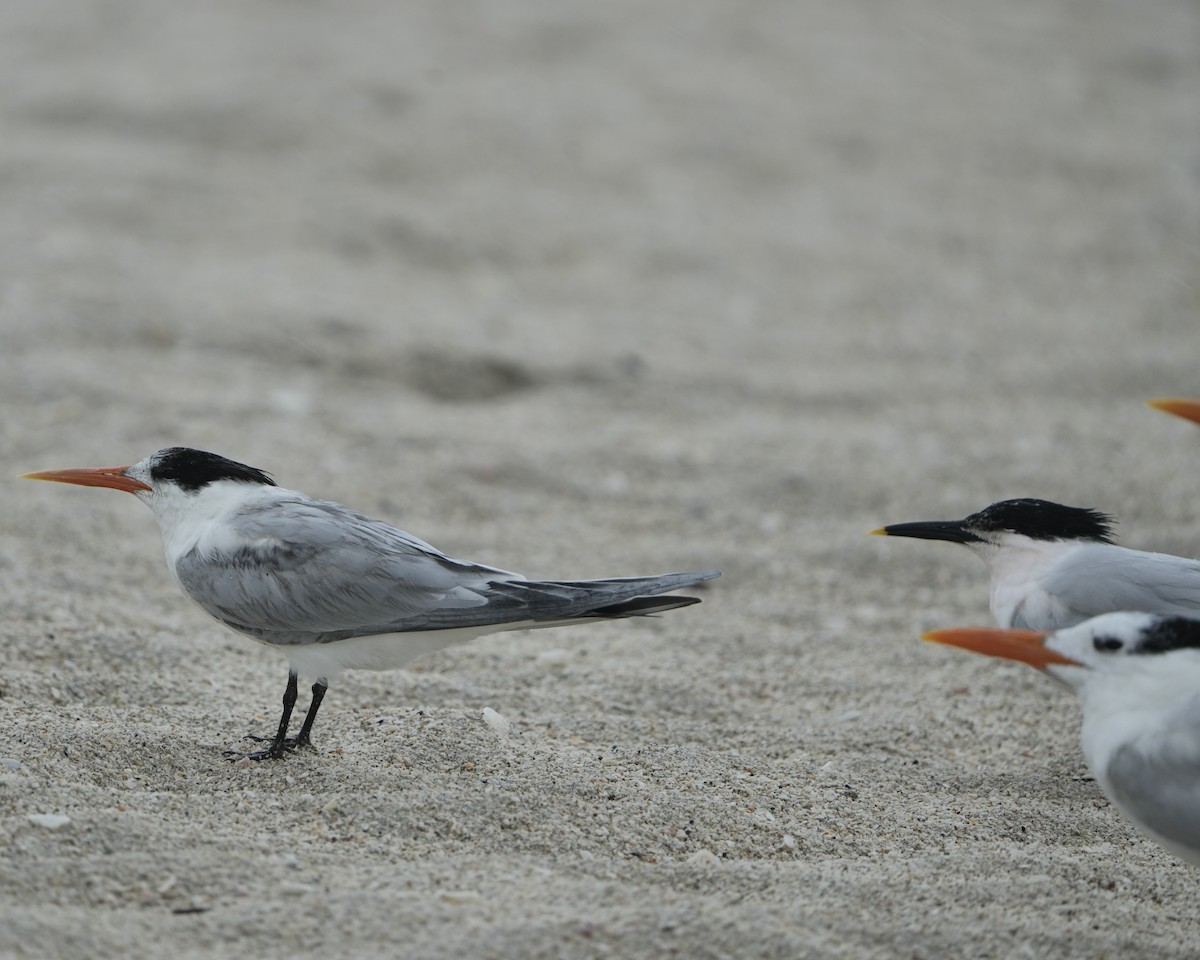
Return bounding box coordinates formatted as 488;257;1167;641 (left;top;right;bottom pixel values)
149;447;276;492
962;499;1115;543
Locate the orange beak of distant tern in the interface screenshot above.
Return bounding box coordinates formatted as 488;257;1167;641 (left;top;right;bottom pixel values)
20;465;152;494
921;627;1083;670
1147;398;1200;426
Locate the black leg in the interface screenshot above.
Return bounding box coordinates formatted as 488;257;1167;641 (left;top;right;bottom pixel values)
291;681;327;749
226;670;300;761
264;670;300;759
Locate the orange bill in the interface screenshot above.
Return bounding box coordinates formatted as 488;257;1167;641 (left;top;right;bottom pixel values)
1147;398;1200;426
922;627;1082;670
20;466;151;494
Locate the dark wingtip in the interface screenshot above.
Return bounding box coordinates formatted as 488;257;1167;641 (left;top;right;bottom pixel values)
591;595;703;618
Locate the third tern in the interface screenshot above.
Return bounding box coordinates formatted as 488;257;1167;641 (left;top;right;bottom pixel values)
873;498;1200;630
23;447;718;760
925;612;1200;868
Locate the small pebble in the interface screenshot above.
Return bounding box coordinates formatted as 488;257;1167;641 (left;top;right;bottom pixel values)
534;649;571;669
27;814;71;830
482;707;511;736
441;890;482;905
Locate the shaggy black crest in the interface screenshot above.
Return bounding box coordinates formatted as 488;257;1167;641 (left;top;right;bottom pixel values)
1132;617;1200;656
964;499;1116;543
150;447;276;492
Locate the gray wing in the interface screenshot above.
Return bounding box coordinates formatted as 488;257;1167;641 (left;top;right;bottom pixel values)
1040;544;1200;623
1102;698;1200;862
175;495;717;645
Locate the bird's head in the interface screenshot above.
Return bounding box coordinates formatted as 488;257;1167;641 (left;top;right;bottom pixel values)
22;447;276;514
872;498;1116;549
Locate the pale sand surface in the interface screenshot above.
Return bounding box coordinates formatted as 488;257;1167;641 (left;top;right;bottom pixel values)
2;2;1200;957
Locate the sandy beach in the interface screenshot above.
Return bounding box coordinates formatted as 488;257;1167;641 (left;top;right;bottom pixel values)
2;1;1200;957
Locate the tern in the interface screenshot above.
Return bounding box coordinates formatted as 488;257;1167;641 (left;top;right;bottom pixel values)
1148;397;1200;427
22;447;719;760
872;498;1200;630
924;612;1200;868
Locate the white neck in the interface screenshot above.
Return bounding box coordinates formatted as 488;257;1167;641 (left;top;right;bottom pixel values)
966;534;1082;628
138;480;284;567
1075;652;1200;778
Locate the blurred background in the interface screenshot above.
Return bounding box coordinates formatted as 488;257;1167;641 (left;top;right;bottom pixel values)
1;1;1199;956
4;2;1196;487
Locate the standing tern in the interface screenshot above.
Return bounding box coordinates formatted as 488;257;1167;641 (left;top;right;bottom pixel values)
22;447;719;760
924;612;1200;868
872;498;1200;630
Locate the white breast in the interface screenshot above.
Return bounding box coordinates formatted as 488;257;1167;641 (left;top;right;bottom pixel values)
976;536;1079;629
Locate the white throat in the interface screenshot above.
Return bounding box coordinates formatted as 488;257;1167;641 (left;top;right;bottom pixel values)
968;533;1081;629
138;480;282;568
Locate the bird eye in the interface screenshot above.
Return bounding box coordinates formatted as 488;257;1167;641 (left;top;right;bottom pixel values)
1093;636;1123;653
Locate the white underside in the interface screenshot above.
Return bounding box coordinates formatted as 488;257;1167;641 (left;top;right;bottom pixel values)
278;622;539;684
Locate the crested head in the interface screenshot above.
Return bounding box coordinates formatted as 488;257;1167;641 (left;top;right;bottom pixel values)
144;447;276;493
1126;615;1200;656
1045;612;1200;712
964;498;1116;544
1047;612;1200;668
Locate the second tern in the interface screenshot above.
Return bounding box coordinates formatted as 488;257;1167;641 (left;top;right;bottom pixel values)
873;498;1200;630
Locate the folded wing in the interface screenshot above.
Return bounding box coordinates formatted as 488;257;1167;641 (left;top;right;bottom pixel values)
1041;545;1200;625
174;495;716;645
1102;696;1200;865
